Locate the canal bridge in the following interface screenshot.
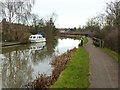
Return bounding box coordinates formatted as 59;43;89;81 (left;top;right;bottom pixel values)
60;32;89;38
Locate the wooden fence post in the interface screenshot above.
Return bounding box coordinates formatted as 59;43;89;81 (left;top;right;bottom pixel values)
93;37;104;48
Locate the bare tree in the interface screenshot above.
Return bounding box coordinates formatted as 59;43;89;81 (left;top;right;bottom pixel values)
50;12;58;24
0;0;35;41
1;0;35;24
0;0;35;36
29;14;46;34
15;0;35;24
31;14;39;27
105;0;120;29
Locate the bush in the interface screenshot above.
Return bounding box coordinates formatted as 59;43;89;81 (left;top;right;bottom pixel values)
19;32;31;43
104;29;118;53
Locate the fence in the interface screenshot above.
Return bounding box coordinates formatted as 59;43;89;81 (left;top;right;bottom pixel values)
93;37;104;48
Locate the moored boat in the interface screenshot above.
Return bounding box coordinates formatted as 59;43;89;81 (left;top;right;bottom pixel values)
29;34;46;43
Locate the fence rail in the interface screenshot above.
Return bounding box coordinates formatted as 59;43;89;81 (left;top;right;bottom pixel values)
93;37;104;48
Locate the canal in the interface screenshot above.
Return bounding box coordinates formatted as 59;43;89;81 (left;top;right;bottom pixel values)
0;38;80;88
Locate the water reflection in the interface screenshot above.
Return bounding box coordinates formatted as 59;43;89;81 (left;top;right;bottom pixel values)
1;38;80;88
2;49;33;88
29;42;46;51
54;38;80;55
0;54;5;89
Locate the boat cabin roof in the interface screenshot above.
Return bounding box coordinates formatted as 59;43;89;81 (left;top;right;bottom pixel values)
30;34;43;37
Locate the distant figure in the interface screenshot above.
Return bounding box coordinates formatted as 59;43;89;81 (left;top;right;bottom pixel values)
81;37;83;46
78;37;83;47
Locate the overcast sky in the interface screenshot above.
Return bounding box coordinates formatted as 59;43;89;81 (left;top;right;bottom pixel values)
31;0;112;28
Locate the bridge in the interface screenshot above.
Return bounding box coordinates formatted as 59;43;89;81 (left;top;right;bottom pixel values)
60;32;89;37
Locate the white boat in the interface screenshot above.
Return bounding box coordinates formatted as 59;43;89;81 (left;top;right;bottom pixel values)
29;34;46;43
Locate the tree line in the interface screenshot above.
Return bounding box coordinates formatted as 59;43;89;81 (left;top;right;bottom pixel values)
0;0;57;42
82;0;120;54
1;0;119;53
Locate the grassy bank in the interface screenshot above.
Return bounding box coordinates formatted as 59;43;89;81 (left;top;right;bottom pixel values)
102;48;120;63
51;47;90;88
83;37;88;44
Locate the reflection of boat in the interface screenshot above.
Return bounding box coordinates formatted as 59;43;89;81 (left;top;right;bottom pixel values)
29;42;46;51
29;34;46;43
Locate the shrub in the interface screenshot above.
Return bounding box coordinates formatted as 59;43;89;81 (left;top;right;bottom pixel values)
104;29;118;53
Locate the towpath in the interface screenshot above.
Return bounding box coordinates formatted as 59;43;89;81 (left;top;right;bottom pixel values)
84;38;119;88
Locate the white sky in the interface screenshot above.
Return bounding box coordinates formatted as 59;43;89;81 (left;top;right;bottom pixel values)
31;0;113;28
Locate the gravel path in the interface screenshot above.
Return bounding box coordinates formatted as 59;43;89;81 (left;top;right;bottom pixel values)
84;38;118;88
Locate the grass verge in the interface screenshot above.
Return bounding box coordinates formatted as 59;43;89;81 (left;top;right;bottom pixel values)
51;47;90;88
83;37;88;44
102;48;120;63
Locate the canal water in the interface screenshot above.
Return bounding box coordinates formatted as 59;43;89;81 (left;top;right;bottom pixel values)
0;38;80;88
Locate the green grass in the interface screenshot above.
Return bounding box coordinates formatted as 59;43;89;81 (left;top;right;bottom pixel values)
102;48;120;63
83;37;88;44
75;35;82;39
51;47;90;88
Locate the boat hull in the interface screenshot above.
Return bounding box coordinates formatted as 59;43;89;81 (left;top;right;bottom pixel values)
30;38;46;43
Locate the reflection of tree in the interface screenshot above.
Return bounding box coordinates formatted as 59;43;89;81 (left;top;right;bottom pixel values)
44;20;58;55
29;48;47;65
53;38;59;50
1;37;58;88
46;36;58;55
46;37;54;55
2;50;33;88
